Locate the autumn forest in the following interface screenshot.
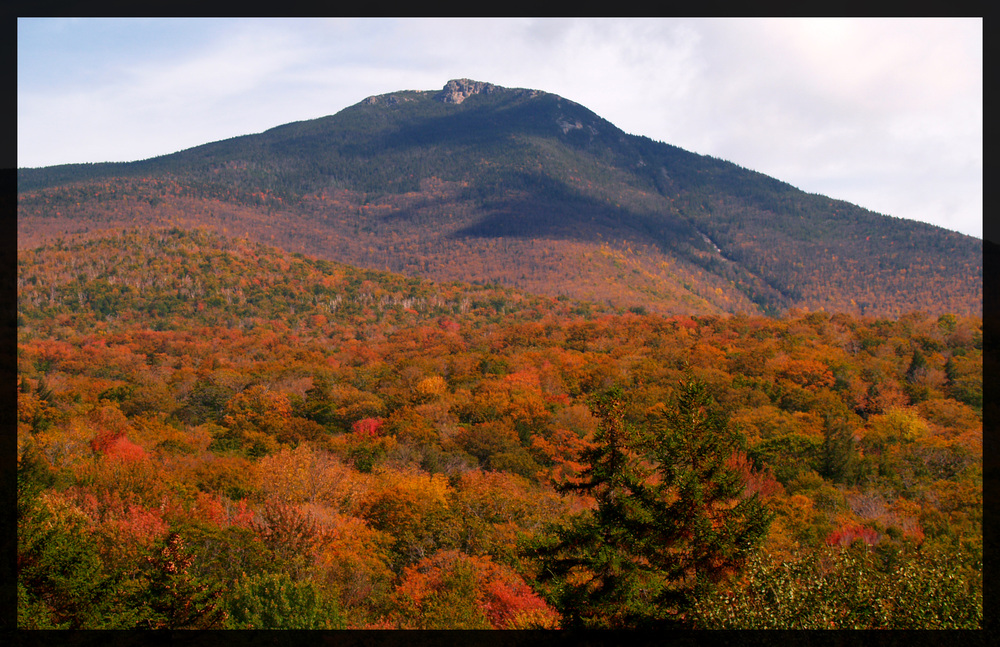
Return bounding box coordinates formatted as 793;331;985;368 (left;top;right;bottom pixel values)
16;228;982;629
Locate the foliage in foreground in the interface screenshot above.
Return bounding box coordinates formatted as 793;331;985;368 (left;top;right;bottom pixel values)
692;541;982;629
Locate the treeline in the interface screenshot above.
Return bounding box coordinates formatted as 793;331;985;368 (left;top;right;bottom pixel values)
17;229;982;629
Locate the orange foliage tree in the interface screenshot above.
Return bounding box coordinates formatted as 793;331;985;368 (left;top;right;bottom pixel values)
390;550;559;629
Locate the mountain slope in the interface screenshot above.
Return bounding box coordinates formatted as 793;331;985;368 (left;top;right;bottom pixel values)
17;79;982;317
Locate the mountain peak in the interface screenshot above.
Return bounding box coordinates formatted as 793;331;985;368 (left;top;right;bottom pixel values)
358;79;542;109
437;78;500;103
436;78;543;104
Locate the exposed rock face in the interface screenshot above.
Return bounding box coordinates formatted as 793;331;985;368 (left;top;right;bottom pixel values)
436;78;500;104
361;94;414;107
435;78;543;104
556;116;583;134
556;114;599;137
361;80;543;107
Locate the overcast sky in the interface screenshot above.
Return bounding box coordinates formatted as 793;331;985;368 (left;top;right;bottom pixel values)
17;18;982;239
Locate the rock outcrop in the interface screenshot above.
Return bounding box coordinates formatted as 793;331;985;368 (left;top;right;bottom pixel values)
435;79;542;104
436;78;501;104
361;93;414;107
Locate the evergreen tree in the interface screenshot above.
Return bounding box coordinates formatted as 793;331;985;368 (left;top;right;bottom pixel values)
141;533;228;629
530;379;773;628
821;412;858;484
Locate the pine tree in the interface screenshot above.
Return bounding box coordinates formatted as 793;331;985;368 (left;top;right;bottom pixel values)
141;533;228;629
531;379;773;628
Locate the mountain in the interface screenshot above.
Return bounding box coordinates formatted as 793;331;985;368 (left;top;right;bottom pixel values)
17;78;982;317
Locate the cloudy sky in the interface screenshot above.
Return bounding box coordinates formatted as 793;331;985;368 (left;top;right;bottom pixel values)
17;18;982;239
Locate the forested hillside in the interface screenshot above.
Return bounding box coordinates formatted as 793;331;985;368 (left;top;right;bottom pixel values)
17;79;983;318
17;229;982;629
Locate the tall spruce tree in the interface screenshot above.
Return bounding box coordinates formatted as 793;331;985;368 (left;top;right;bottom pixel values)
531;379;773;628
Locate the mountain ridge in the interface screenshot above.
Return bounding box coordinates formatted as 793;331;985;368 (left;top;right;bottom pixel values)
16;79;982;318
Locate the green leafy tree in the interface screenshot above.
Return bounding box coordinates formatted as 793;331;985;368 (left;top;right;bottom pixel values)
692;543;982;629
225;572;344;629
302;374;337;429
531;379;773;628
